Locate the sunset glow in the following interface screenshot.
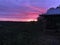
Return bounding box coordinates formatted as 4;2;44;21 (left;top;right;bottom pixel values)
0;18;37;22
0;0;60;21
27;19;37;22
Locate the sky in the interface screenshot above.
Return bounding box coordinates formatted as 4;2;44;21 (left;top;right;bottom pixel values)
0;0;60;21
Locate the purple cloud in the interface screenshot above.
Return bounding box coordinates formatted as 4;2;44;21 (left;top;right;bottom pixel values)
0;0;60;21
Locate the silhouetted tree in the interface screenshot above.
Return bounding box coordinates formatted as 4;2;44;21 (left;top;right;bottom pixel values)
37;14;60;33
37;14;47;32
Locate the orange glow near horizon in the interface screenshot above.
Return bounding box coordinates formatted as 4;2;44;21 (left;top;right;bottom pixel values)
27;19;37;22
0;18;37;22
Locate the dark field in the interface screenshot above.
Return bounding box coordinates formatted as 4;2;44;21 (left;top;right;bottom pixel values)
0;15;60;45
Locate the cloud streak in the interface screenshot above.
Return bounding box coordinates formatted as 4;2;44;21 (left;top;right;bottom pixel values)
0;0;60;21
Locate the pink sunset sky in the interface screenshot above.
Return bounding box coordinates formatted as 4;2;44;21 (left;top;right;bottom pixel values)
0;0;60;21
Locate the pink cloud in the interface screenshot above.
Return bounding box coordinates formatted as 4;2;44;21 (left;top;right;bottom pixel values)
23;5;46;12
0;4;46;21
